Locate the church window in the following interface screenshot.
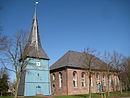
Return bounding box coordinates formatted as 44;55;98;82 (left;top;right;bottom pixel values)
90;74;93;87
81;72;85;87
59;72;62;88
52;74;56;80
114;75;117;87
96;73;100;80
103;74;106;86
73;71;78;87
109;75;112;87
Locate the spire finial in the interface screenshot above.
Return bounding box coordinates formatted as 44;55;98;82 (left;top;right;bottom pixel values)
34;1;39;19
35;1;39;7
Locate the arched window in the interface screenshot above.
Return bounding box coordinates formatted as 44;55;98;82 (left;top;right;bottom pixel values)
96;73;100;80
114;75;117;87
59;72;62;88
103;74;106;86
52;74;56;80
73;71;78;87
109;75;111;87
81;72;86;87
90;74;93;87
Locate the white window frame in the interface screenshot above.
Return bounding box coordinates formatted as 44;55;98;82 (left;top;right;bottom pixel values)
73;71;78;88
52;74;56;81
36;62;40;66
114;75;117;87
91;74;93;87
103;74;106;86
96;73;100;80
109;75;111;87
81;72;86;87
59;72;62;88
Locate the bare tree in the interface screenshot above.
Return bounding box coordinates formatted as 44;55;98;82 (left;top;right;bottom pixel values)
103;51;124;95
110;51;124;94
103;51;114;96
0;30;30;98
0;27;8;51
0;7;8;51
83;48;98;98
121;57;130;91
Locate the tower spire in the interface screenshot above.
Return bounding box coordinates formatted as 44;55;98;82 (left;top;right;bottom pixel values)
34;2;38;20
21;2;49;60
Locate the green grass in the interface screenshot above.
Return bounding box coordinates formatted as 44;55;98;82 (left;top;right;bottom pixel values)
0;96;43;98
56;91;130;98
0;91;130;98
56;93;100;98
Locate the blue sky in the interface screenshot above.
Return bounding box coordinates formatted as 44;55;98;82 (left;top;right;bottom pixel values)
0;0;130;67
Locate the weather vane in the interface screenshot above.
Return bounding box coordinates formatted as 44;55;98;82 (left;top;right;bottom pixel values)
35;1;39;7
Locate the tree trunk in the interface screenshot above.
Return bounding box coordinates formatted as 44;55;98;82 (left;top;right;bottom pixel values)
14;74;21;98
89;71;91;98
120;80;122;94
107;75;110;96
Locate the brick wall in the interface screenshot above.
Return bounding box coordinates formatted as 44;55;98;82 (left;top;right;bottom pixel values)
50;69;68;95
50;68;120;96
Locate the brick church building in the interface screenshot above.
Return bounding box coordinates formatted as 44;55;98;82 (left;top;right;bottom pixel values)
50;51;120;95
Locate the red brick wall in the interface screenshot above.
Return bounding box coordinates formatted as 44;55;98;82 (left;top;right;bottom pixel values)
67;68;89;95
50;68;120;96
50;69;68;95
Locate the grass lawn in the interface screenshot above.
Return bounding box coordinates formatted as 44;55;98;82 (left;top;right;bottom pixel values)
0;91;130;98
56;91;130;98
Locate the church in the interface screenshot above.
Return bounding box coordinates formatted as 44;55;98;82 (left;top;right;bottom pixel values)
18;6;120;96
50;51;120;95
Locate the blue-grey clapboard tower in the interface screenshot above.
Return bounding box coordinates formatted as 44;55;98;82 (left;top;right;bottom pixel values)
18;4;51;96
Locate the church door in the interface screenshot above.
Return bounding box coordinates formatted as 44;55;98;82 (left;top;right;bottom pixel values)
36;85;41;95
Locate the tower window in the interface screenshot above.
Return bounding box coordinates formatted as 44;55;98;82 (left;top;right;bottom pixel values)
36;85;41;88
36;62;40;66
73;71;78;87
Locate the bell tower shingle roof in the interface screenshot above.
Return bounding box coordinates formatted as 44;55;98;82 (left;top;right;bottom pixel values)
21;8;49;60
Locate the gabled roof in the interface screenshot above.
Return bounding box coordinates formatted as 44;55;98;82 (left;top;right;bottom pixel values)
21;8;49;60
50;51;114;71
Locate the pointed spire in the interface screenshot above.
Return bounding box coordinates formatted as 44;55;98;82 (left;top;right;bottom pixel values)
34;8;36;20
34;2;38;20
21;2;49;60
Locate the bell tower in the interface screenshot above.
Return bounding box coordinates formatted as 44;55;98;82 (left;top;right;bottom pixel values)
18;3;51;96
